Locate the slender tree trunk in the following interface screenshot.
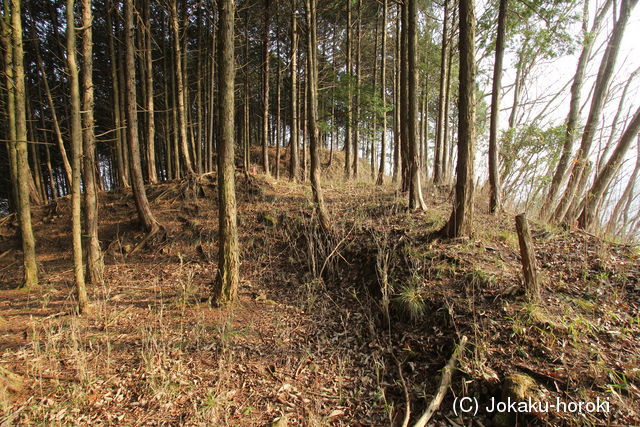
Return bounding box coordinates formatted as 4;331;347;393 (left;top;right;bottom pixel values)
106;1;128;188
442;0;476;238
376;0;387;186
289;7;299;181
434;0;449;184
1;1;19;210
352;0;362;178
262;0;271;175
125;0;160;233
553;0;637;224
215;0;239;303
11;0;38;287
143;0;157;183
344;0;352;179
578;106;640;229
408;0;426;210
170;0;194;176
540;0;611;219
32;31;73;188
488;0;507;213
81;0;103;285
400;2;410;192
67;0;88;311
392;6;400;184
243;11;251;174
607;140;640;234
275;28;281;179
306;0;331;231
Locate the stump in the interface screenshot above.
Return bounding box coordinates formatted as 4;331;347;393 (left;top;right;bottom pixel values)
515;213;539;302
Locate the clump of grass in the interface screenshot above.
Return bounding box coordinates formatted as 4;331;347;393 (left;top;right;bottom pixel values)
465;269;495;287
394;279;426;321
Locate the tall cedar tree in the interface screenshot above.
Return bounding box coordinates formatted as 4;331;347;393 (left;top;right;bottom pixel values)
487;0;507;213
9;0;38;288
67;0;89;311
215;0;240;303
306;0;331;231
124;0;161;235
442;0;476;238
82;0;103;285
289;6;299;181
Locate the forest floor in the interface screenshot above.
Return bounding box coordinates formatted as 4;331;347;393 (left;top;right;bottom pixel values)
0;152;639;425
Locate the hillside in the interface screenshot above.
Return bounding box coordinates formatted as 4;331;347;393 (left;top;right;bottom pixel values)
0;167;639;425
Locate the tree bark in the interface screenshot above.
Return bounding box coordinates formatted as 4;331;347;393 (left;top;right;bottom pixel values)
143;0;157;183
170;0;195;176
488;0;507;213
553;0;637;224
515;214;540;302
344;0;352;179
578;106;640;229
67;0;88;311
289;6;299;181
106;0;128;188
305;0;331;231
262;0;271;175
125;0;161;234
407;0;426;210
81;0;103;285
540;0;611;219
215;0;240;303
376;0;387;186
442;0;476;238
352;0;362;178
8;0;38;288
434;0;449;185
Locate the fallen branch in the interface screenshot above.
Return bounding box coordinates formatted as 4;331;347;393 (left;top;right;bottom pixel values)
397;358;411;427
413;335;468;427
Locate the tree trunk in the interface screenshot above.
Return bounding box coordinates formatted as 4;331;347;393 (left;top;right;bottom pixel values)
352;0;362;178
606;140;640;234
106;0;128;188
392;6;400;184
66;0;88;311
407;0;426;210
81;0;103;285
262;0;271;175
442;0;476;238
344;0;352;179
125;0;160;234
434;0;449;185
376;0;387;186
170;0;194;176
32;28;73;188
540;0;611;219
215;0;240;303
553;0;637;224
488;0;507;213
289;8;299;181
1;2;19;210
8;0;38;287
305;0;331;231
143;0;158;183
578;106;640;229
